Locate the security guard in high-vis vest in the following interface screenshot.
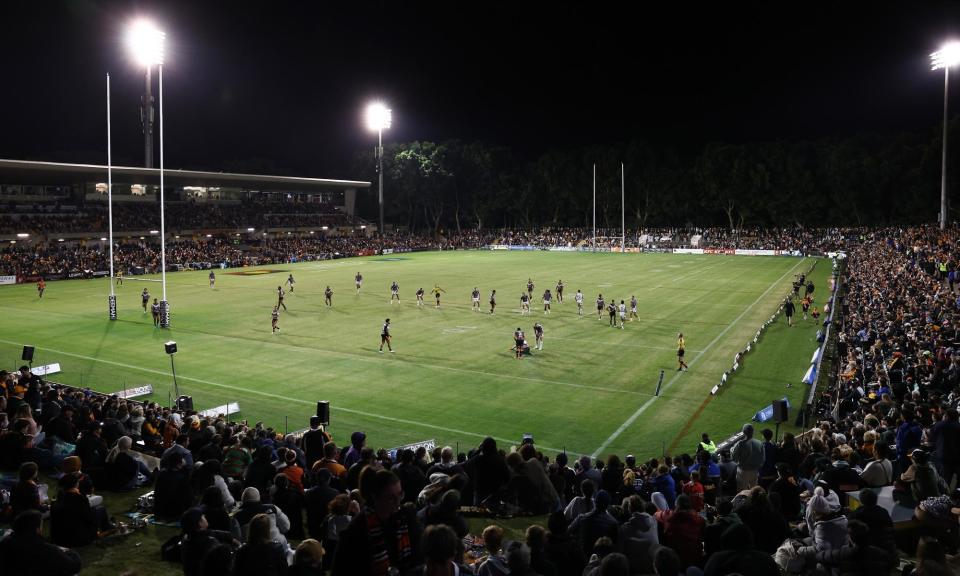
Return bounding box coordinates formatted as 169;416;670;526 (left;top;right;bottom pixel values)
699;433;717;455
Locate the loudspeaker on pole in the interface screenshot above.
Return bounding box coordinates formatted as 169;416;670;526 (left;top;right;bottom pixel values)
773;399;789;423
316;401;330;426
21;346;34;362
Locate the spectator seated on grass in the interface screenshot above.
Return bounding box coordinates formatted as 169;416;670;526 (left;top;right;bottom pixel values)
179;507;238;576
234;512;290;576
10;461;48;518
154;451;193;521
0;510;82;576
50;471;105;547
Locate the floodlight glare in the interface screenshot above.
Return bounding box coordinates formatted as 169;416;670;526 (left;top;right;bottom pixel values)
366;102;392;132
931;41;960;70
127;20;166;67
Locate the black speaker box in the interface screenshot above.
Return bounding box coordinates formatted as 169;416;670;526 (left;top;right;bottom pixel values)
176;395;193;411
773;399;789;423
316;401;330;426
164;341;178;354
21;346;34;362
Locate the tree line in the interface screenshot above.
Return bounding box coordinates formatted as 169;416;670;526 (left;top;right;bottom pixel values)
348;122;960;232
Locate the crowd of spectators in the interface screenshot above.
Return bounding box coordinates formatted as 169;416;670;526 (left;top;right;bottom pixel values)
0;226;851;279
2;226;960;575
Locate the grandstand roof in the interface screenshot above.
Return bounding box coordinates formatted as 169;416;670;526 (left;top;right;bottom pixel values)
0;159;370;192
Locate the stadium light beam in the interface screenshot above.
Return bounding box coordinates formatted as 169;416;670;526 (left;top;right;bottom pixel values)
932;41;960;230
127;19;169;326
366;102;392;242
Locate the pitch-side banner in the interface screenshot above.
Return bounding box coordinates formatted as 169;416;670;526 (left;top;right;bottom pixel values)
672;249;704;255
0;275;16;285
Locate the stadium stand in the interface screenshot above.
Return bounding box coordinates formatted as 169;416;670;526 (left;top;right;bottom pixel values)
2;226;959;575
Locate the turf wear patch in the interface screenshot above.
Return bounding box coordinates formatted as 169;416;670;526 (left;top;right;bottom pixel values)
225;269;286;276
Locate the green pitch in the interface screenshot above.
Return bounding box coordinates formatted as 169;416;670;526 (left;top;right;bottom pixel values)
0;251;829;459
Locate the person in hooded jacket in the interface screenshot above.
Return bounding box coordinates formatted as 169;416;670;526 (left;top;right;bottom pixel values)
703;522;780;576
617;495;658;574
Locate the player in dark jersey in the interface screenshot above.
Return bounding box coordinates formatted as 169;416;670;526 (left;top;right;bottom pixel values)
390;281;400;303
526;279;534;299
784;298;795;327
489;289;497;314
608;302;617;327
629;295;639;321
542;289;552;314
431;285;446;309
151;298;161;326
286;273;295;292
677;332;688;371
801;296;811;320
556;280;564;303
324;286;333;307
533;322;544;350
471;287;481;311
277;286;287;311
805;280;815;298
514;327;525;359
272;305;280;333
209;270;216;289
355;272;363;294
142;288;151;313
416;287;425;306
379;318;394;353
596;294;605;320
37;279;45;299
520;292;530;315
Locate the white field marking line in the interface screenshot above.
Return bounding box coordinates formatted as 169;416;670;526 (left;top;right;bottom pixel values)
0;338;580;456
590;257;808;458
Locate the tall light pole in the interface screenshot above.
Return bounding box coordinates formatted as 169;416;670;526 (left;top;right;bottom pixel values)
128;20;170;326
932;42;960;230
366;102;392;239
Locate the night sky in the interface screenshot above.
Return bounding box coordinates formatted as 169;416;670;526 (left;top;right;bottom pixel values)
3;1;960;179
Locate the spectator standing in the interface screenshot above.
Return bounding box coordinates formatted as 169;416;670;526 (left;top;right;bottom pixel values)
732;424;765;490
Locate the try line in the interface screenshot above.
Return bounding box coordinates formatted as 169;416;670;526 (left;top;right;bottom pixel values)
590;257;809;458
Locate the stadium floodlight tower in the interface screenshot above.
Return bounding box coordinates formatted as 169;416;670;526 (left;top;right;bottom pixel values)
366;102;392;240
932;41;960;230
127;19;171;327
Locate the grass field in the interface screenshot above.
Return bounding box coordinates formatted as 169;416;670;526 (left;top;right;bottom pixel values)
0;250;830;460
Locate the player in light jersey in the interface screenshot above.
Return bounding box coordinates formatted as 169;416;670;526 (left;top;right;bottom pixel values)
355;272;363;294
286;273;295;292
618;300;627;329
471;287;481;311
575;290;584;315
324;286;333;307
390;281;400;303
271;305;280;333
629;295;639;321
115;270;123;286
542;289;552;314
533;322;544;350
